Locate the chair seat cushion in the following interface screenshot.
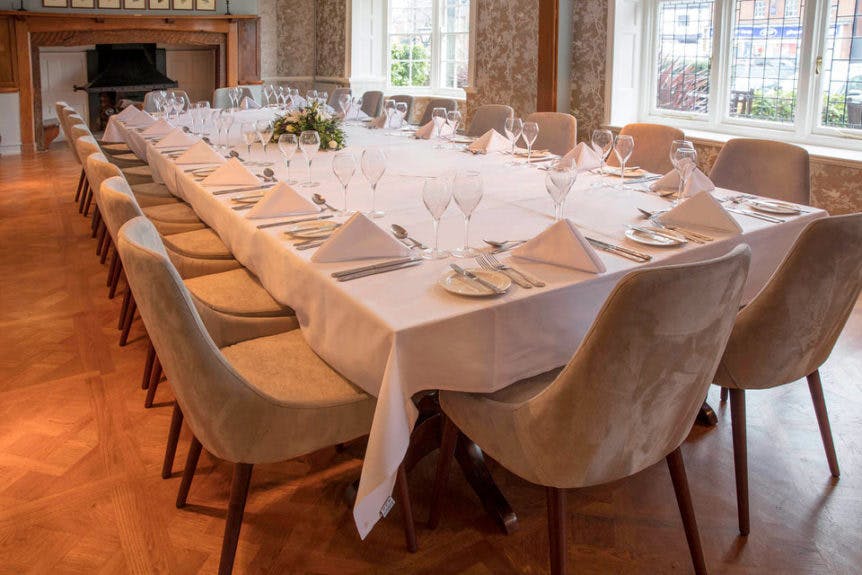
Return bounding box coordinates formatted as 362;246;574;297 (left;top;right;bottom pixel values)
163;228;233;260
101;143;131;153
221;330;371;408
123;165;153;178
185;267;292;317
143;202;202;224
132;182;173;198
479;366;565;405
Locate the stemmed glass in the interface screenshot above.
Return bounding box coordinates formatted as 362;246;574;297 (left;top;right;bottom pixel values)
338;93;351;117
361;148;387;218
277;134;298;184
299;130;321;187
591;129;614;176
219;111;234;154
670;139;695;199
332;151;357;215
545;161;578;221
504;117;523;156
384;99;396;128
320;91;329;106
451;171;483;258
672;147;698;203
255;120;274;164
395;102;408;127
613;135;635;183
431;107;448;136
241;123;257;162
446;111;462;148
421;177;452;260
306;90;319;103
521;121;539;163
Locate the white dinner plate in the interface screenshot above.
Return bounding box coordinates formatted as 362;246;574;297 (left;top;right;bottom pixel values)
746;199;801;215
625;226;686;247
283;220;340;239
439;269;512;297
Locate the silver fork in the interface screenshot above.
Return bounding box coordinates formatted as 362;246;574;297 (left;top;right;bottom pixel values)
477;255;531;289
485;253;546;287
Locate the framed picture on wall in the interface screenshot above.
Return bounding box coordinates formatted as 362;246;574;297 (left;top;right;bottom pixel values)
98;0;121;8
42;0;69;7
173;0;193;9
70;0;95;7
124;0;145;8
196;0;216;11
148;0;170;9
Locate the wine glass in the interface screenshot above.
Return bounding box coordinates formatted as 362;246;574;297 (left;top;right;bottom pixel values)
504;117;523;156
383;99;396;128
545;161;578;221
298;130;321;187
306;90;319;103
395;102;408;127
670;139;695;199
338;93;351;116
591;129;614;176
431;107;448;136
277;133;299;184
451;171;483;258
255;119;274;164
320;91;329;106
446;111;462;149
332;151;357;215
421;177;452;260
361;147;387;218
241;123;257;162
613;135;635;183
522;121;539;163
672;147;698;203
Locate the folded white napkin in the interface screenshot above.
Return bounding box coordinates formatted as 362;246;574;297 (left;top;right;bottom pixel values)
175;141;226;165
512;219;606;274
650;162;715;196
245;182;320;219
414;120;454;140
658;190;742;233
126;110;156;128
201;157;260;187
467;129;511;154
141;119;174;137
559;142;602;171
116;105;144;123
369;114;387;129
240;96;260;109
155;128;199;149
311;213;411;263
344;106;369;121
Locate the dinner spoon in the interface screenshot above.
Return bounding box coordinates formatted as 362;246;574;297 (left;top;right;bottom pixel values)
391;224;427;250
312;194;337;212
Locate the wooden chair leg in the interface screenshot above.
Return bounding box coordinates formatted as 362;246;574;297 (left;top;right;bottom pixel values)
142;341;156;390
82;186;94;216
720;387;728;402
74;168;85;202
666;447;708;575
108;262;123;300
176;436;202;508
78;180;89;213
162;403;184;479
395;464;418;553
145;357;162;408
119;295;136;346
729;388;749;536
218;463;254;575
428;414;459;529
807;370;840;477
91;206;101;237
118;289;131;330
546;486;567;575
100;235;112;265
96;221;108;256
106;249;119;287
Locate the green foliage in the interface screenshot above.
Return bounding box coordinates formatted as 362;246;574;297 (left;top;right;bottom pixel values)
748;88;796;122
822;92;848;126
271;101;346;151
656;57;711;113
390;42;430;87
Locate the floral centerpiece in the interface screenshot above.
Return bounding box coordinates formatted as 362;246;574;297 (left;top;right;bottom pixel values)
270;101;346;151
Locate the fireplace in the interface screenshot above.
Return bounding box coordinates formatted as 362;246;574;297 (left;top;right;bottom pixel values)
74;44;177;131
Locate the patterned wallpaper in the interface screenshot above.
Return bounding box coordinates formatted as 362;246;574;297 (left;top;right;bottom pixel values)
258;0;278;80
570;0;608;142
276;0;315;78
316;0;348;80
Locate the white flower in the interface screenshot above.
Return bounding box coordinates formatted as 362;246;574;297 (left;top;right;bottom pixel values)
328;139;338;149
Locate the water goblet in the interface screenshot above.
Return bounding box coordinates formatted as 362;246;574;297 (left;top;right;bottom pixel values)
255;119;274;164
298;130;321;188
672;147;698;203
332;151;357;215
522;121;539;163
277;133;299;184
451;170;483;258
361;147;387;218
241;123;257;163
614;134;635;183
421;177;452;260
670;139;695;199
545;161;578;220
395;102;408;127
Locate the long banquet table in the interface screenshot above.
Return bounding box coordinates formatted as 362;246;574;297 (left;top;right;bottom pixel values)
106;110;826;538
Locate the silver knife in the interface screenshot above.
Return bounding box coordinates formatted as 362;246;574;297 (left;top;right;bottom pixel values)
585;237;652;262
337;260;423;281
450;264;506;294
258;214;334;229
332;256;417;278
211;185;270;196
725;207;784;223
626;225;685;244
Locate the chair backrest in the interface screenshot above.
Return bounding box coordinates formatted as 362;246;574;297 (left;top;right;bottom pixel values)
494;245;750;488
467;104;514;137
716;214;862;391
524;112;578;156
328;87;352;108
66;120;89;165
212;86;254;109
143;89;190;113
388;94;415;123
74;134;101;173
100;176;144;240
419;98;458;126
605;123;685;174
361;90;384;117
709;138;810;205
86;153;124;211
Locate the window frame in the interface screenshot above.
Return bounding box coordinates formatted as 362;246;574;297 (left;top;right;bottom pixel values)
638;0;862;152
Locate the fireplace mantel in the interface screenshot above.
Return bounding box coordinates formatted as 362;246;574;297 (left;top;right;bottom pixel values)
0;10;260;150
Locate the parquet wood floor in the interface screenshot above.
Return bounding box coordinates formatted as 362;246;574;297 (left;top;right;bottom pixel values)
0;146;860;574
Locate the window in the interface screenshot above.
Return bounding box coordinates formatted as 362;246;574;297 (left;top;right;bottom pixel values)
387;0;471;94
636;0;862;149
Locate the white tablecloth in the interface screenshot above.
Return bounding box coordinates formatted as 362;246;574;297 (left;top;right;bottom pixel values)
111;114;826;538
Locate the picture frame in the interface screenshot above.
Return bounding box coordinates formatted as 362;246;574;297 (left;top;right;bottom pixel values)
148;0;170;9
98;0;121;8
70;0;95;7
196;0;216;11
42;0;69;8
124;0;145;8
173;0;193;9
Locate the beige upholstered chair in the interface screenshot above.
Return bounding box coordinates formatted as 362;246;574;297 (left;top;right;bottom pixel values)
714;214;862;536
360;90;384;118
709;139;811;205
467;104;515;137
432;245;753;575
524;112;578;156
605;123;685;174
212;86;253;109
328;87;352;108
389;94;415;123
419;98;459;126
116;215;415;574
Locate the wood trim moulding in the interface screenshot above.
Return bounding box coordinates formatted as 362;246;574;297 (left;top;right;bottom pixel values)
536;0;558;112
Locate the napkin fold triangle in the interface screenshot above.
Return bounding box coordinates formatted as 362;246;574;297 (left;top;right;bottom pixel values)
245;182;320;219
467;129;510;154
311;213;411;263
560;142;602;171
175;141;226;165
650;163;715;196
658;190;742;234
414;120;454;140
512;219;606;274
141;119;174;137
115;106;144;123
127;110;156;128
201;157;260;187
156;128;199;149
240;96;260;109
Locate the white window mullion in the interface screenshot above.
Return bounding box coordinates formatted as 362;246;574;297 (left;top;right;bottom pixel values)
795;0;821;139
431;0;441;92
712;0;732;128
